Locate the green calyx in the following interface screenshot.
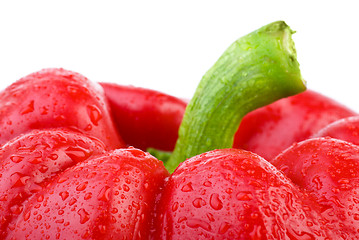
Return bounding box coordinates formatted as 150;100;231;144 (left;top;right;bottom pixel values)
165;21;306;173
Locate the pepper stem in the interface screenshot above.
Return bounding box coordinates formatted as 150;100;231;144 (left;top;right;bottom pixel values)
165;21;306;173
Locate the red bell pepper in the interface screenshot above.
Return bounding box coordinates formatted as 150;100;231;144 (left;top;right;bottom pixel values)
0;129;108;239
6;144;169;239
272;137;359;238
233;90;356;161
313;116;359;145
0;20;353;239
99;83;187;152
0;74;170;239
0;68;125;149
153;148;333;239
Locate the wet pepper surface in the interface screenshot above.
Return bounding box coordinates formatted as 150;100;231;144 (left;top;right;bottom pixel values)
1;21;359;239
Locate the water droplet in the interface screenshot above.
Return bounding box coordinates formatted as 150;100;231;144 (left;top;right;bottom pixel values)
97;186;111;201
236;191;253;201
76;182;88;191
39;165;49;173
84;192;92;200
210;193;223;210
186;218;211;231
69;197;77;206
306;221;313;227
65;146;92;163
123;184;130;192
206;213;215;222
49;154;58;160
24;210;31;221
84;124;92;131
57;177;68;183
172;202;179;212
55;219;64;224
177;216;187;223
10;155;24;163
192;198;206;208
59;191;69;201
218;222;231;234
87;105;102;126
181;182;193;192
30;157;42;164
21;100;34;115
11;172;30;188
37;195;44;202
225;188;233;194
203;181;212;187
77;208;90;224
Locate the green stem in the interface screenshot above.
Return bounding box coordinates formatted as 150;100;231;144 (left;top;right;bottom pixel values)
166;21;306;173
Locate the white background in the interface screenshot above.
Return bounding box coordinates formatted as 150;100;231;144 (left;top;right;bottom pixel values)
0;1;358;111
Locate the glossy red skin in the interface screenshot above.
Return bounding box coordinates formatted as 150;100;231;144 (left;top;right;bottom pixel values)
233;90;356;161
313;116;359;145
152;148;333;239
100;83;187;151
7;147;169;240
272;137;359;239
0;68;125;149
0;129;107;239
